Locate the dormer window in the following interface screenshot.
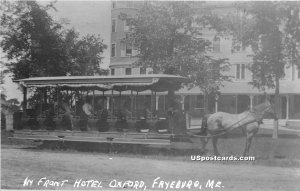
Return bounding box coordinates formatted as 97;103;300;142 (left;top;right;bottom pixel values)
112;1;116;9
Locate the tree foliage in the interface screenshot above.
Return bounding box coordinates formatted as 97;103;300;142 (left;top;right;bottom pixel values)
218;2;300;138
219;2;300;89
63;29;108;76
120;2;230;94
1;93;20;113
1;1;107;79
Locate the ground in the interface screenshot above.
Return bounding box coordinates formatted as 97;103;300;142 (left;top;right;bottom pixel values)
1;145;300;191
1;128;300;191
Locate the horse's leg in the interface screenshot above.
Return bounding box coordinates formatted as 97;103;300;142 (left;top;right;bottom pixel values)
243;124;259;157
243;133;253;157
247;126;259;156
212;137;220;156
201;137;210;152
247;136;254;156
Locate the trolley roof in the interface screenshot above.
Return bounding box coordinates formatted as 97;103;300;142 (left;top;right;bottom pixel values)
14;74;189;92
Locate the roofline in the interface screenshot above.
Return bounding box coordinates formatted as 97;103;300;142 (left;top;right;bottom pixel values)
16;74;187;82
14;74;189;92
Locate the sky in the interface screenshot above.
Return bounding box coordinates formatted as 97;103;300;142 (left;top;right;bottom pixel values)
1;1;112;100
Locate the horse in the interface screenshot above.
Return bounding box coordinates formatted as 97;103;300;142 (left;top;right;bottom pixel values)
200;99;275;156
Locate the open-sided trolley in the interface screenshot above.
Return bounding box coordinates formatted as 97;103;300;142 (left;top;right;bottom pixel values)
11;74;190;146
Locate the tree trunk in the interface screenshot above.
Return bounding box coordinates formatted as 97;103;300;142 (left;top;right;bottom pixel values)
204;93;209;114
272;76;280;139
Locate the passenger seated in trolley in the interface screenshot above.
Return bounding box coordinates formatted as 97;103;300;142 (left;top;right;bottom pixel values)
79;98;93;131
96;101;109;132
115;107;129;132
59;98;73;131
44;103;56;131
135;105;150;132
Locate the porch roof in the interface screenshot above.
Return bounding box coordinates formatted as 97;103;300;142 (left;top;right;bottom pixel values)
177;80;300;95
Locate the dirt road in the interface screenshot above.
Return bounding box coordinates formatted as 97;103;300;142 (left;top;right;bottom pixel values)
1;145;300;191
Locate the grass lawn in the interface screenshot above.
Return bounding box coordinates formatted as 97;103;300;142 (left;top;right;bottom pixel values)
1;128;300;190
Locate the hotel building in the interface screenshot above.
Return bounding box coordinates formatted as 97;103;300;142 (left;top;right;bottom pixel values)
109;1;300;123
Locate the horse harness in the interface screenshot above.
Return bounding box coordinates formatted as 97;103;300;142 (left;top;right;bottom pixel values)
192;104;272;138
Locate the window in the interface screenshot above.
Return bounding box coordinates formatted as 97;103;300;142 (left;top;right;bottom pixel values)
196;95;204;108
111;68;115;76
112;1;116;8
125;68;132;75
236;64;245;80
125;33;132;56
111;43;116;57
140;67;146;75
124;20;130;31
208;63;220;79
213;36;220;52
241;64;245;79
121;33;137;57
126;43;132;56
124;18;135;32
112;19;116;32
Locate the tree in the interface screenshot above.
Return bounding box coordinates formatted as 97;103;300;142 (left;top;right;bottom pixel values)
121;2;230;108
220;2;300;138
1;1;108;109
1;1;107;79
64;29;108;76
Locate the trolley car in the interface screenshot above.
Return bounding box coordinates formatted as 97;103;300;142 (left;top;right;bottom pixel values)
11;74;192;146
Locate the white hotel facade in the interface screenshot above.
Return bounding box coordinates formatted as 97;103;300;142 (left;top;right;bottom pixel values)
109;1;300;122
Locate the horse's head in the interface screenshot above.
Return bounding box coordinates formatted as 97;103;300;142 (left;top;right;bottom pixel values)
253;99;277;120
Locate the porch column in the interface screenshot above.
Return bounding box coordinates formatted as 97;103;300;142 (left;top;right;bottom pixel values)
150;90;153;112
22;86;27;111
249;95;254;111
135;91;138;111
130;91;134;119
118;91;121;111
111;90;114;115
92;90;95;114
40;89;43;116
180;95;186;111
155;95;159;110
130;90;134;113
215;95;219;112
56;87;59;116
286;95;289;120
102;91;105;108
107;97;110;110
235;95;238;114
